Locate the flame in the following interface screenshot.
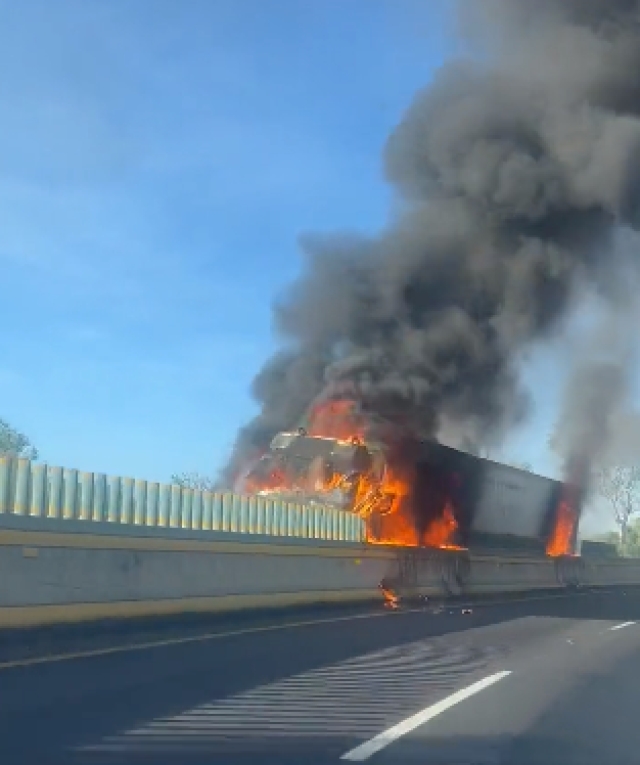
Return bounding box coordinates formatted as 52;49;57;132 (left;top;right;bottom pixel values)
240;459;288;496
311;402;421;546
240;398;463;550
367;498;423;546
423;503;459;548
546;487;579;557
380;585;400;609
307;399;366;441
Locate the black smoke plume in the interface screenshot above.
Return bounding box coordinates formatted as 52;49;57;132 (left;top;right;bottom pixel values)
220;0;640;487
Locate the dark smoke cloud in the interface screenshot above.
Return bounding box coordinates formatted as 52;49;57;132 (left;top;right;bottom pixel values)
220;0;640;487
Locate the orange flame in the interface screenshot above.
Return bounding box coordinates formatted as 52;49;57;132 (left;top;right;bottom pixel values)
367;495;423;546
241;460;287;496
309;400;426;546
546;488;578;557
307;399;366;441
240;398;462;550
424;503;459;548
380;583;400;609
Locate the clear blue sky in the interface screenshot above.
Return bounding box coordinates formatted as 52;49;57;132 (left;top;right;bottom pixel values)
0;0;574;496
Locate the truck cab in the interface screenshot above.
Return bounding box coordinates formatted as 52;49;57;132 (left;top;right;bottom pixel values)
237;429;392;514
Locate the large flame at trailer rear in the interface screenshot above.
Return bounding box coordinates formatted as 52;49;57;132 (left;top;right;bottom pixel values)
547;456;588;557
546;484;579;557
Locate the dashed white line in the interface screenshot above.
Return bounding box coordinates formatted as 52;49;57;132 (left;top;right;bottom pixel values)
610;621;636;631
340;670;512;761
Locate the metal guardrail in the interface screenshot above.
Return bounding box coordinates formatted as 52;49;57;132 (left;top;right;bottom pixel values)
0;457;366;543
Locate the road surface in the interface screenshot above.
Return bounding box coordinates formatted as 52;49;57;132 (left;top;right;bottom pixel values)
2;589;640;764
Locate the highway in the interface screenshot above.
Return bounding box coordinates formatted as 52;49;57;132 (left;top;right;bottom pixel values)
1;589;640;764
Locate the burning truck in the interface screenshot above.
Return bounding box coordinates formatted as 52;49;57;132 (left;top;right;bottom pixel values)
235;400;581;557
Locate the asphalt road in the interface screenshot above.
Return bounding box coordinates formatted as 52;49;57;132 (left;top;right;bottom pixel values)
2;589;640;764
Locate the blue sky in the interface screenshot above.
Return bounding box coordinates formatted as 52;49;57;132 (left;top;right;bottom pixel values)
0;0;603;527
0;0;451;478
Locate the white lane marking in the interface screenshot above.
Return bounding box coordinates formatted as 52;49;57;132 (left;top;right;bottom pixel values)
340;670;512;761
610;621;636;631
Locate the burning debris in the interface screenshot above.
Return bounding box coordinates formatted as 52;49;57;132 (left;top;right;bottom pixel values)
223;1;640;551
235;395;586;554
379;581;401;610
235;398;462;547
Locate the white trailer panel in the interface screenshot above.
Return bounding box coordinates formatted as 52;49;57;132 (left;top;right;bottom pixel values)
471;462;557;538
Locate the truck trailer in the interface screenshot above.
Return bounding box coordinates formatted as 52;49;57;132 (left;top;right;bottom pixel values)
237;429;577;555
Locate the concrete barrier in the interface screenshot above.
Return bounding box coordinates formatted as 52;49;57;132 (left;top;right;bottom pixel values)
3;516;640;629
580;559;640;587
465;555;559;593
379;548;561;600
378;547;468;599
0;515;391;628
378;548;640;602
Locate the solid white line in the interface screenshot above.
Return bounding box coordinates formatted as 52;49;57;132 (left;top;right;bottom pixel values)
610;621;636;631
340;670;512;761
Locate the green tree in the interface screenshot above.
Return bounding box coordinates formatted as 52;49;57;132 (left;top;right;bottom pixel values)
171;471;216;492
595;465;640;554
0;418;38;460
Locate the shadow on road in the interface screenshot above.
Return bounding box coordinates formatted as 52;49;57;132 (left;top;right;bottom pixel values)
60;731;639;765
2;588;640;765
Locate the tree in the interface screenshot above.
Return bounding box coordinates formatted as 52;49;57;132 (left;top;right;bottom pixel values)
0;418;38;460
595;465;640;553
170;471;216;492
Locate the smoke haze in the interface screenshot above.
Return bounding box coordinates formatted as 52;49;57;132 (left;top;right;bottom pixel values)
221;0;640;487
552;233;640;484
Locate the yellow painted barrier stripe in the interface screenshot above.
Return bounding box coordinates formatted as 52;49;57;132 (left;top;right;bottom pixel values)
0;528;394;559
0;589;381;629
0;527;562;565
